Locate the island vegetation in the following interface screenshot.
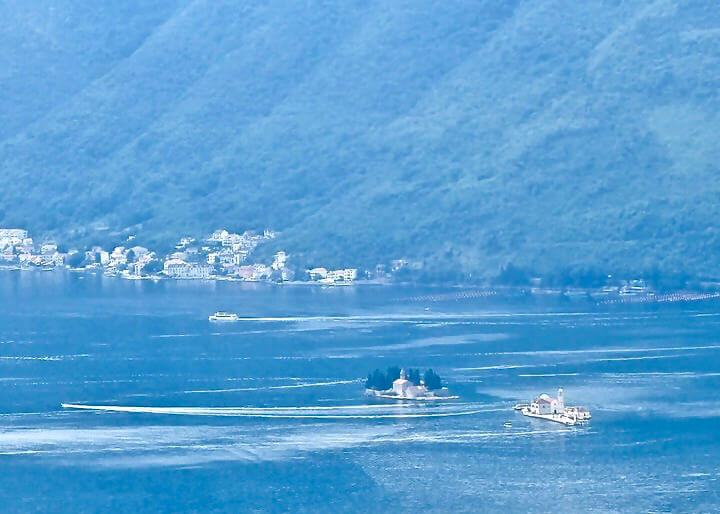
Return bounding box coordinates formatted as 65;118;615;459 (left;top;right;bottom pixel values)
365;366;442;391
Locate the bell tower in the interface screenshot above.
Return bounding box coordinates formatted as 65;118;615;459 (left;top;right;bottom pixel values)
557;387;564;410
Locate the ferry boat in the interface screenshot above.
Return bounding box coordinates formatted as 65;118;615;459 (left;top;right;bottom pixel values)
619;279;651;295
208;312;239;322
519;388;590;426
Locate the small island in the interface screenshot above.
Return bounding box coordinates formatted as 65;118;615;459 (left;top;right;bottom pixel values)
365;367;457;400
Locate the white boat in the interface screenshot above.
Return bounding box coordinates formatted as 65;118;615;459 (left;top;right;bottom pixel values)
503;421;512;428
208;312;239;322
513;402;529;410
620;280;650;295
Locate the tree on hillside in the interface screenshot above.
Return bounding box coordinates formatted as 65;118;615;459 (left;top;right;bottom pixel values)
423;369;442;390
385;366;401;388
366;368;388;390
407;368;421;385
67;252;85;268
497;263;529;286
365;373;374;389
143;260;163;275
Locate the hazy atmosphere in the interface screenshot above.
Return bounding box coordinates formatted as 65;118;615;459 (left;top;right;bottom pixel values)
2;1;719;279
2;2;719;513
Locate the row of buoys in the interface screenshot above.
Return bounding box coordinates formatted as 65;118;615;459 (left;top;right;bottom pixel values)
598;292;720;305
407;290;498;303
405;288;720;305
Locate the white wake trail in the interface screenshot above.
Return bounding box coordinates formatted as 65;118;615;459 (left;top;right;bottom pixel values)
183;379;361;394
61;403;488;419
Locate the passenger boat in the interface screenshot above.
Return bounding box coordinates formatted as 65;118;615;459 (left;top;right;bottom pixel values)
208;312;239;322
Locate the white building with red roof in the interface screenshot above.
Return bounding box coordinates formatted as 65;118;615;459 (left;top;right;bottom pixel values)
520;387;591;425
529;388;565;415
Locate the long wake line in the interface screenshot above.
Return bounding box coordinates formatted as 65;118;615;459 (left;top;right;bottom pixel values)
60;403;490;419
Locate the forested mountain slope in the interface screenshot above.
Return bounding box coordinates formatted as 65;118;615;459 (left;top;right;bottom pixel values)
1;1;718;280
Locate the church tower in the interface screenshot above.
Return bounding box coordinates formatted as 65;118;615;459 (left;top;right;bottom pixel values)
557;387;564;410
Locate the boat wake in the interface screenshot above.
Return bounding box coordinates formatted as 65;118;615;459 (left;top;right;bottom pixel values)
0;422;579;468
183;379;363;394
61;403;492;419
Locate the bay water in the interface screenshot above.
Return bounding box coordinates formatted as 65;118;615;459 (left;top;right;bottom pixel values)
1;272;719;512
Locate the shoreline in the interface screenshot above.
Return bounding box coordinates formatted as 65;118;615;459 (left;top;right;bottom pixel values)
3;267;720;304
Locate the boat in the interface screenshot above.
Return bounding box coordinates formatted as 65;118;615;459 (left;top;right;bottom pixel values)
513;402;529;410
620;279;650;295
208;312;239;322
503;421;512;428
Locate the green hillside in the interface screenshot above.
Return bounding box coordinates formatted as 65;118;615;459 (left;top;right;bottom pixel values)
1;1;719;281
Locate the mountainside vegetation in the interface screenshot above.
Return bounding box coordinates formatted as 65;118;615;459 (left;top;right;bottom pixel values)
1;1;719;282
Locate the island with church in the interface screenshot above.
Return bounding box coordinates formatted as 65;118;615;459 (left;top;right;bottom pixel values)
364;366;458;400
514;387;592;426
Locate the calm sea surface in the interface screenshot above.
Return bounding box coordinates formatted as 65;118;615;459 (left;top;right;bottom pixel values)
1;272;719;512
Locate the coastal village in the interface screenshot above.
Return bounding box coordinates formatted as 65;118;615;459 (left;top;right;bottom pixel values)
0;226;714;300
0;227;360;285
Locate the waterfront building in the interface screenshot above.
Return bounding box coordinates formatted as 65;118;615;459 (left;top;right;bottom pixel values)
127;261;144;276
308;267;328;280
41;243;58;255
0;229;28;240
251;264;272;280
272;251;287;270
235;265;254;280
341;268;357;281
18;239;35;254
325;268;358;283
163;259;213;279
